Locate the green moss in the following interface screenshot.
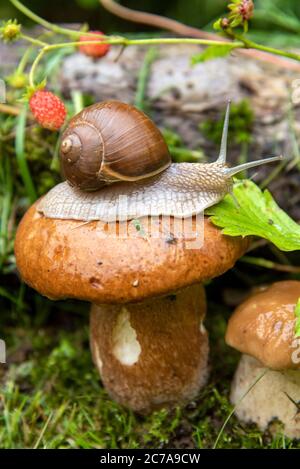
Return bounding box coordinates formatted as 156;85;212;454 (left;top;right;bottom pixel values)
0;293;299;449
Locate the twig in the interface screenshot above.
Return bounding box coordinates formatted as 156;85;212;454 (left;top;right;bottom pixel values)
113;44;126;62
0;103;23;117
99;0;300;71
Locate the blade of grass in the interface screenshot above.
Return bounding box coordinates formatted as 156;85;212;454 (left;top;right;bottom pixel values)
0;156;13;267
71;90;84;115
50;133;62;172
15;107;37;203
169;146;205;162
134;47;157;111
258;157;287;189
33;411;54;449
240;255;300;273
213;369;267;449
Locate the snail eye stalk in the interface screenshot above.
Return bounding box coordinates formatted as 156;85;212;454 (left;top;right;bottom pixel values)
217;100;231;165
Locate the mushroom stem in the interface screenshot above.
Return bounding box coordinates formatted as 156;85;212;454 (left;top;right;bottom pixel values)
90;284;209;413
231;354;300;439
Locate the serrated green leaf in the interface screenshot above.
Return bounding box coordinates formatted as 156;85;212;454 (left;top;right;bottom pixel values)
191;45;235;64
295;298;300;337
206;179;300;251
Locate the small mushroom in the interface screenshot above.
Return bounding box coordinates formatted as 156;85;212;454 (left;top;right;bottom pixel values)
226;280;300;438
15;207;248;413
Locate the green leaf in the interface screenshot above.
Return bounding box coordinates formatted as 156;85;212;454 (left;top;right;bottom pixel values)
295;298;300;337
206;179;300;251
191;45;235;64
213;19;222;31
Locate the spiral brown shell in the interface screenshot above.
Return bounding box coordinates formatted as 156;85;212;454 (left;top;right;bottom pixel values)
60;100;171;191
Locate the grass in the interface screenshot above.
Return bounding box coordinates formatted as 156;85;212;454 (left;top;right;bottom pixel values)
1;286;299;449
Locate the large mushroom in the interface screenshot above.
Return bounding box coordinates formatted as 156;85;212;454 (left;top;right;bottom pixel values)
226;280;300;438
15;209;248;413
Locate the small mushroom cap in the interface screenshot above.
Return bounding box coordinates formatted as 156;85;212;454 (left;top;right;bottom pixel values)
226;280;300;370
15;201;248;304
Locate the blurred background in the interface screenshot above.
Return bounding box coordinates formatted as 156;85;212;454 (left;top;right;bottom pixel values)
2;0;300;47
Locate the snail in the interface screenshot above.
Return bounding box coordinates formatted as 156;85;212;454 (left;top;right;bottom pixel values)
38;100;282;222
59;100;171;191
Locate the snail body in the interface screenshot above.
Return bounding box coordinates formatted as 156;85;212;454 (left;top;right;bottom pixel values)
38;101;282;222
60;100;171;191
38;162;232;222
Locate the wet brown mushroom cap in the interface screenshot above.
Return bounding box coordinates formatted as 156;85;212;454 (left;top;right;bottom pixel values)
15;201;248;304
226;280;300;370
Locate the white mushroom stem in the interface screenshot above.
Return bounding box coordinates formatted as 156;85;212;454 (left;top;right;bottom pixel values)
231;354;300;439
90;284;209;413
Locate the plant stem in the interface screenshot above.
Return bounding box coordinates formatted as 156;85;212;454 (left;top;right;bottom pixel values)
9;0;81;38
134;47;157;111
240;255;300;273
28;47;46;88
99;0;300;71
234;33;300;62
46;37;240;48
16;46;32;74
15;106;37;203
0;156;13;268
71;90;84;114
213;370;267;449
19;33;48;47
27;31;300;90
259;158;287;189
28;37;242;88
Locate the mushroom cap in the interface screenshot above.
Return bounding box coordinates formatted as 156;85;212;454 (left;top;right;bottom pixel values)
226;280;300;370
15;200;248;304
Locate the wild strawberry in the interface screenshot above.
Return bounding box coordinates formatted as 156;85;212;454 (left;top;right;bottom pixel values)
29;90;66;131
78;30;110;58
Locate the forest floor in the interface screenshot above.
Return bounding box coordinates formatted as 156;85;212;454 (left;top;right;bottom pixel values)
1;280;299;449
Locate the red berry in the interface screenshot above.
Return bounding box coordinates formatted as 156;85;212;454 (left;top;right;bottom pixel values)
29;90;66;131
78;30;110;58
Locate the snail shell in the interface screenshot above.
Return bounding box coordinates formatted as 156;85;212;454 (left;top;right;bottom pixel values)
60;100;171;191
